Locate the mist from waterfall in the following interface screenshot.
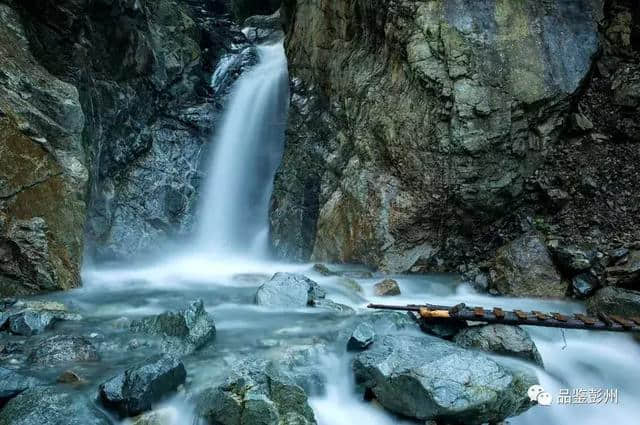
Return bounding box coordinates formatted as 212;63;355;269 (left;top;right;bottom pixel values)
196;43;288;258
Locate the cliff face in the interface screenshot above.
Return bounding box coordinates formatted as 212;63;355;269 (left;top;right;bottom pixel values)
0;0;253;294
271;0;639;273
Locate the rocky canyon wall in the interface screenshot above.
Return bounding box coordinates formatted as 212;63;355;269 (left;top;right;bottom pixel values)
0;0;256;295
271;0;639;283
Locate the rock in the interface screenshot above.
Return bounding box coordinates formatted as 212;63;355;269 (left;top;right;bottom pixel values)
586;287;640;317
571;112;594;132
195;357;316;425
606;250;640;289
453;325;543;366
493;234;567;297
572;273;600;298
0;387;110;425
131;408;179;425
0;299;80;336
0;3;87;296
57;370;85;385
98;355;186;418
130;299;216;356
312;263;335;276
337;277;363;293
347;323;375;351
311;299;355;315
276;344;328;394
271;0;601;272
373;279;401;296
410;312;467;339
552;245;596;276
353;335;536;424
255;273;326;307
0;368;43;407
243;10;284;44
27;335;99;365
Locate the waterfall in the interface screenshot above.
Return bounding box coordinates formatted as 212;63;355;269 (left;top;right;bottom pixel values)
197;43;289;258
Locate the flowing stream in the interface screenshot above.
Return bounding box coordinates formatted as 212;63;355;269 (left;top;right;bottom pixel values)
63;41;640;425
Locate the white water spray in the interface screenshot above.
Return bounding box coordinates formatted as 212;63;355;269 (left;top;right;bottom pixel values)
197;43;289;258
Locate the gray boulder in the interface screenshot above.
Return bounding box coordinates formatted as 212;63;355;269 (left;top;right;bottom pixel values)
586;286;640;317
0;368;43;407
0;300;81;336
27;335;99;365
98;355;186;418
373;279;401;296
130;299;216;356
353;335;536;424
255;273;326;307
493;234;567;297
347;322;375;351
196;357;316;425
453;325;543;366
0;387;110;425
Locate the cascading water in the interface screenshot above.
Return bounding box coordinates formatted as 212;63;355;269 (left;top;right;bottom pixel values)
197;43;288;258
73;42;638;425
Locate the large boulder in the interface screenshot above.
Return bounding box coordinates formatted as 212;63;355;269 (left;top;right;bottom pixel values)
196;357;316;425
586;286;640;317
0;3;87;296
347;322;375;351
0;368;43;407
353;335;536;424
27;335;99;365
492;234;567;297
255;273;326;307
453;324;543;366
98;355;186;418
0;387;110;425
373;279;401;296
130;299;216;356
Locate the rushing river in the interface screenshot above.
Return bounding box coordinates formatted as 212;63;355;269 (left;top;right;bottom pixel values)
22;41;637;425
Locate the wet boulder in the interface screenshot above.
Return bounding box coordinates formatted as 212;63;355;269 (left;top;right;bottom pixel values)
586;286;640;317
0;368;43;407
255;273;326;308
347;322;375;351
130;299;216;356
311;299;355;315
277;344;328;395
453;325;543;366
0;387;110;425
27;335;99;365
0;300;81;336
492;234;567;297
353;335;536;424
196;357;316;425
98;355;186;418
373;279;401;296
